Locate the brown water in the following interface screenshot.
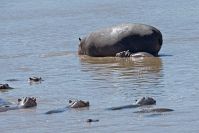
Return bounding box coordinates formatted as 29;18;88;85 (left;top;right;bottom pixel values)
1;0;199;132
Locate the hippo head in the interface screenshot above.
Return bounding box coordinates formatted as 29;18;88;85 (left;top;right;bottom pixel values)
115;50;131;57
68;100;89;108
135;97;156;105
29;77;42;82
78;37;86;55
18;97;37;108
0;84;9;89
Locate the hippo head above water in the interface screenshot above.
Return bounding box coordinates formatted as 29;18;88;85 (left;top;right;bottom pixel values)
0;84;10;89
135;97;156;105
17;97;37;108
29;77;42;82
78;37;87;55
69;100;89;108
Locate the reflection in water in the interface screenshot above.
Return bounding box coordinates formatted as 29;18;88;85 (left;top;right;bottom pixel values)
79;55;164;91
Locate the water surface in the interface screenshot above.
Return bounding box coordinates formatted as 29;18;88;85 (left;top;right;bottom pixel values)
1;0;199;132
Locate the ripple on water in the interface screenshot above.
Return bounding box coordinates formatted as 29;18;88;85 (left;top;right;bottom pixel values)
39;51;74;58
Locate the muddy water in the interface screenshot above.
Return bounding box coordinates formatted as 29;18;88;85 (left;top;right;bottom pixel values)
1;0;199;132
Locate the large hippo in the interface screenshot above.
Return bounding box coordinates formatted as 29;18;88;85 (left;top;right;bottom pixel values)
78;23;162;57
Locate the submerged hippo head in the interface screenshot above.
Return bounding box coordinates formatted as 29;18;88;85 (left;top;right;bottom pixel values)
130;52;154;58
69;100;89;108
115;50;131;57
18;97;37;108
135;97;156;105
29;77;42;82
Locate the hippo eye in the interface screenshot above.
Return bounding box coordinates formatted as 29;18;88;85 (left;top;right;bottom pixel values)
79;37;81;42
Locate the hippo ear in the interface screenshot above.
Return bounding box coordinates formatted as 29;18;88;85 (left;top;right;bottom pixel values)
79;37;81;42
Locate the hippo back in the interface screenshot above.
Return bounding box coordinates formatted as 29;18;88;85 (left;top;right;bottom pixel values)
78;23;162;57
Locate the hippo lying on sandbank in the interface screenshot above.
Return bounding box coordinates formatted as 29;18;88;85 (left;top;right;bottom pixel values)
45;100;89;114
0;97;37;112
78;23;162;57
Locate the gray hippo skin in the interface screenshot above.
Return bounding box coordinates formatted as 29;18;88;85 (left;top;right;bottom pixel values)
29;76;43;83
0;97;37;112
45;100;89;114
107;97;156;110
78;23;162;57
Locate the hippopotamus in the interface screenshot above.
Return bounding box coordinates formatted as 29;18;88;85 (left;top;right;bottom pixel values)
107;97;156;110
45;99;89;114
0;97;37;112
0;98;12;107
78;23;162;57
29;77;43;84
107;97;173;113
0;84;14;90
116;50;154;58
